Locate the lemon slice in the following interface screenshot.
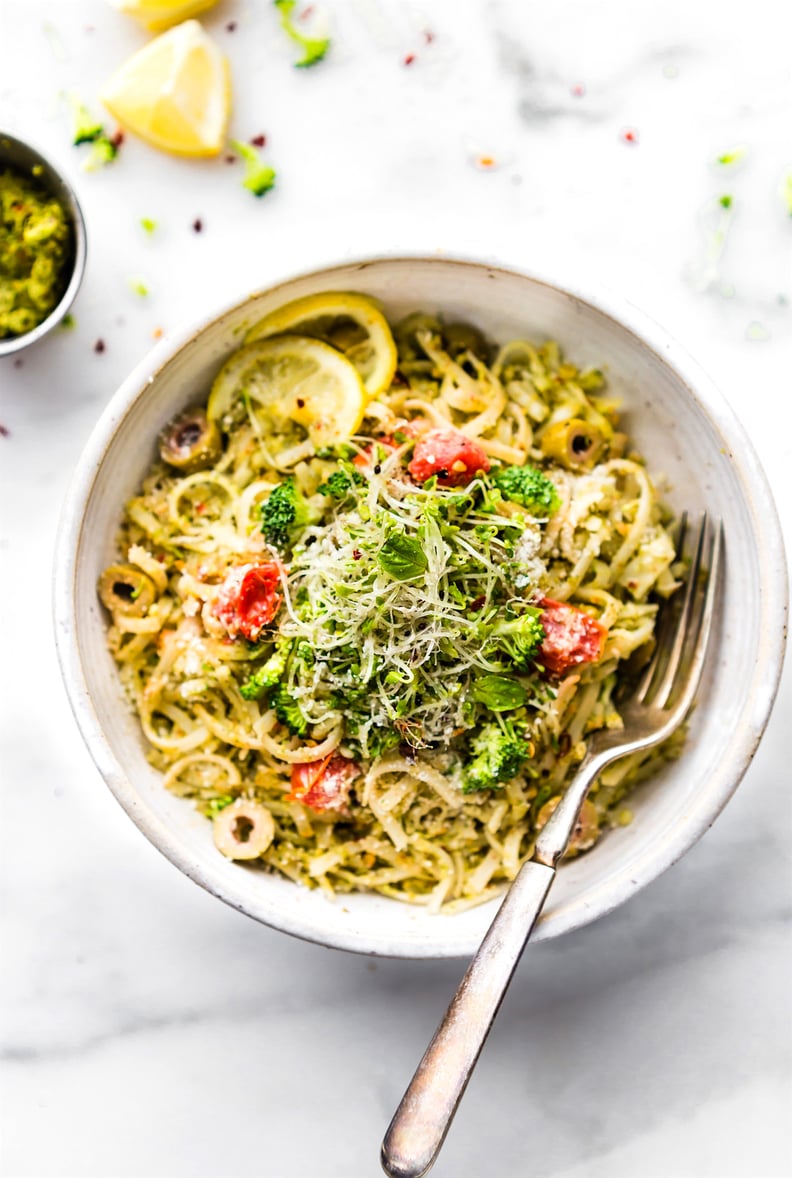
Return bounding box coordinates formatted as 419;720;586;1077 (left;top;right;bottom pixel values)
110;0;219;31
207;336;366;450
101;20;230;157
246;292;398;400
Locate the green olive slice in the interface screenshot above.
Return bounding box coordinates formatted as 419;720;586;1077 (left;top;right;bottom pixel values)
98;564;157;616
540;418;605;468
160;408;221;474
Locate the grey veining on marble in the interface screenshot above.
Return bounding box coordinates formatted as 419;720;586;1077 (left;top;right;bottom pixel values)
1;0;790;1176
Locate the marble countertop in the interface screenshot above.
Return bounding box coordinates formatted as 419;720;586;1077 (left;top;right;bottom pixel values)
1;2;790;1175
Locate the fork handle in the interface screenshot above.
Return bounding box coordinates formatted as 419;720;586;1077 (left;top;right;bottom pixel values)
380;860;555;1178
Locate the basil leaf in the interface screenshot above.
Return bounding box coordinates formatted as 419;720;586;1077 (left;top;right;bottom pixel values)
471;674;528;711
377;533;428;581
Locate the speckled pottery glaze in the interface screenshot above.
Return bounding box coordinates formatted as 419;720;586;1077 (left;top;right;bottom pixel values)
53;255;788;958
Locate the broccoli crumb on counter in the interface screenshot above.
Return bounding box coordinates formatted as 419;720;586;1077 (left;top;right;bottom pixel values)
0;169;72;338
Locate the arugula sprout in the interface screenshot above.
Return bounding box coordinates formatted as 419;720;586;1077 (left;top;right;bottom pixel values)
230;139;277;197
471;674;528;711
274;0;330;68
377;533;428;581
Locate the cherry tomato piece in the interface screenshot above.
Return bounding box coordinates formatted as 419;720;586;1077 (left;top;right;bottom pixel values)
212;563;282;642
538;597;606;676
408;428;490;487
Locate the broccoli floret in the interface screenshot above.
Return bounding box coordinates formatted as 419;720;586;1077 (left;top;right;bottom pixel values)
485;609;545;669
240;640;293;700
493;465;560;515
272;684;308;736
68;93;103;145
463;722;530;793
260;478;320;548
230;139;276;197
318;467;365;498
274;0;330;68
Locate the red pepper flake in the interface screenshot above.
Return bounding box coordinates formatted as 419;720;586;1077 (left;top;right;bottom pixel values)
299;5;315;20
110;129;125;149
0;423;10;438
250;134;267;148
403;53;416;66
225;20;237;32
196;502;207;515
621;127;639;145
352;548;362;560
476;154;496;170
570;82;586;97
192;218;203;233
94;339;106;354
423;29;435;44
224;155;236;165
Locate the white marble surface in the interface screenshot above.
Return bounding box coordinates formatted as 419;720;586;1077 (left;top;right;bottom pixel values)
1;1;791;1176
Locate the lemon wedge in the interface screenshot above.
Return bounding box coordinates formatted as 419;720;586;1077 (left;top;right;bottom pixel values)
101;20;230;157
110;0;219;31
207;336;366;451
246;292;398;400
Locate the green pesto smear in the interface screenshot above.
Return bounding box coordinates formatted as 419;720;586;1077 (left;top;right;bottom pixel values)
0;169;72;338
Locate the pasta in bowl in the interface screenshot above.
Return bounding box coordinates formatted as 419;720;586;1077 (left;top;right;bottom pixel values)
100;292;683;910
56;256;787;955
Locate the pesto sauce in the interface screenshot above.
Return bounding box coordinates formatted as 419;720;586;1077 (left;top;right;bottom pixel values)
0;168;72;338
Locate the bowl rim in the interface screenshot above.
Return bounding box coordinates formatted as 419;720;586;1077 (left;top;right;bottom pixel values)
0;130;88;356
53;251;789;957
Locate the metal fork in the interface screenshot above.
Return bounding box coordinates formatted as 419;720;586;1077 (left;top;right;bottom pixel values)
381;513;722;1178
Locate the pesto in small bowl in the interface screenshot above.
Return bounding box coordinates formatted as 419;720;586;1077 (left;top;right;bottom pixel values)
0;132;86;356
0;168;72;339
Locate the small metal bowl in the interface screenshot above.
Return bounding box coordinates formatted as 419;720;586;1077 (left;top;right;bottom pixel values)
0;131;87;357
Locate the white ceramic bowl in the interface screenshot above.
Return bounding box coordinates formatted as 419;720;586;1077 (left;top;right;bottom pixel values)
54;255;788;958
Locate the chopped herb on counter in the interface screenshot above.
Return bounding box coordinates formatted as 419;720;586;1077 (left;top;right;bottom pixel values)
716;146;746;167
230;140;276;197
129;279;149;297
719;194;733;209
140;217;157;234
274;0;330;67
67;93;120;170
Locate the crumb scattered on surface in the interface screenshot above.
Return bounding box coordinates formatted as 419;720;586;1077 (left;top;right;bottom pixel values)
0;423;10;437
250;134;267;148
94;338;105;354
192;218;203;233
